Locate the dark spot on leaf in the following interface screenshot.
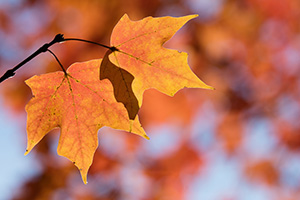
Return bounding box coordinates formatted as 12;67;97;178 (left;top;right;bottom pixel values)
110;46;118;52
100;50;139;120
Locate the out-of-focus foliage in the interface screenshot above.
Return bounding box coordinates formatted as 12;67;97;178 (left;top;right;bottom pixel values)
0;0;300;199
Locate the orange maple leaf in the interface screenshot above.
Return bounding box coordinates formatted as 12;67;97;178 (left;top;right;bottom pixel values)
24;59;148;184
104;14;214;109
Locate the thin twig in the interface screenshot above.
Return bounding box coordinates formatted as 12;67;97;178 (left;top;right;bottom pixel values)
0;34;114;83
47;49;67;75
62;38;113;50
0;34;65;83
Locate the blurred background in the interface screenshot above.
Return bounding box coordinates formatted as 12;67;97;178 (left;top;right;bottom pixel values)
0;0;300;199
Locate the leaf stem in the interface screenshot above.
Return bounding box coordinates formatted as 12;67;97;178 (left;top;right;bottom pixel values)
62;38;114;50
47;49;67;75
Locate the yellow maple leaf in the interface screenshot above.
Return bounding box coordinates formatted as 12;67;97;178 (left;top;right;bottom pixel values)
105;14;214;108
25;59;147;184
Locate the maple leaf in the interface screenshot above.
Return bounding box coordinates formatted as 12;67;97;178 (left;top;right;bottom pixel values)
103;14;214;115
24;59;148;184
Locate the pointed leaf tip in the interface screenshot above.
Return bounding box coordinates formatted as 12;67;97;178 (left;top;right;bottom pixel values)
206;85;215;90
82;175;88;184
144;135;150;140
188;14;199;19
24;149;29;156
80;172;88;184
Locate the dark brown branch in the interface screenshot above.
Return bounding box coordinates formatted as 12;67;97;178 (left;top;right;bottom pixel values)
0;34;65;83
0;34;115;83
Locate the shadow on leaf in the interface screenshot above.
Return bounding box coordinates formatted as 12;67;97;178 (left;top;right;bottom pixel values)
100;49;139;120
